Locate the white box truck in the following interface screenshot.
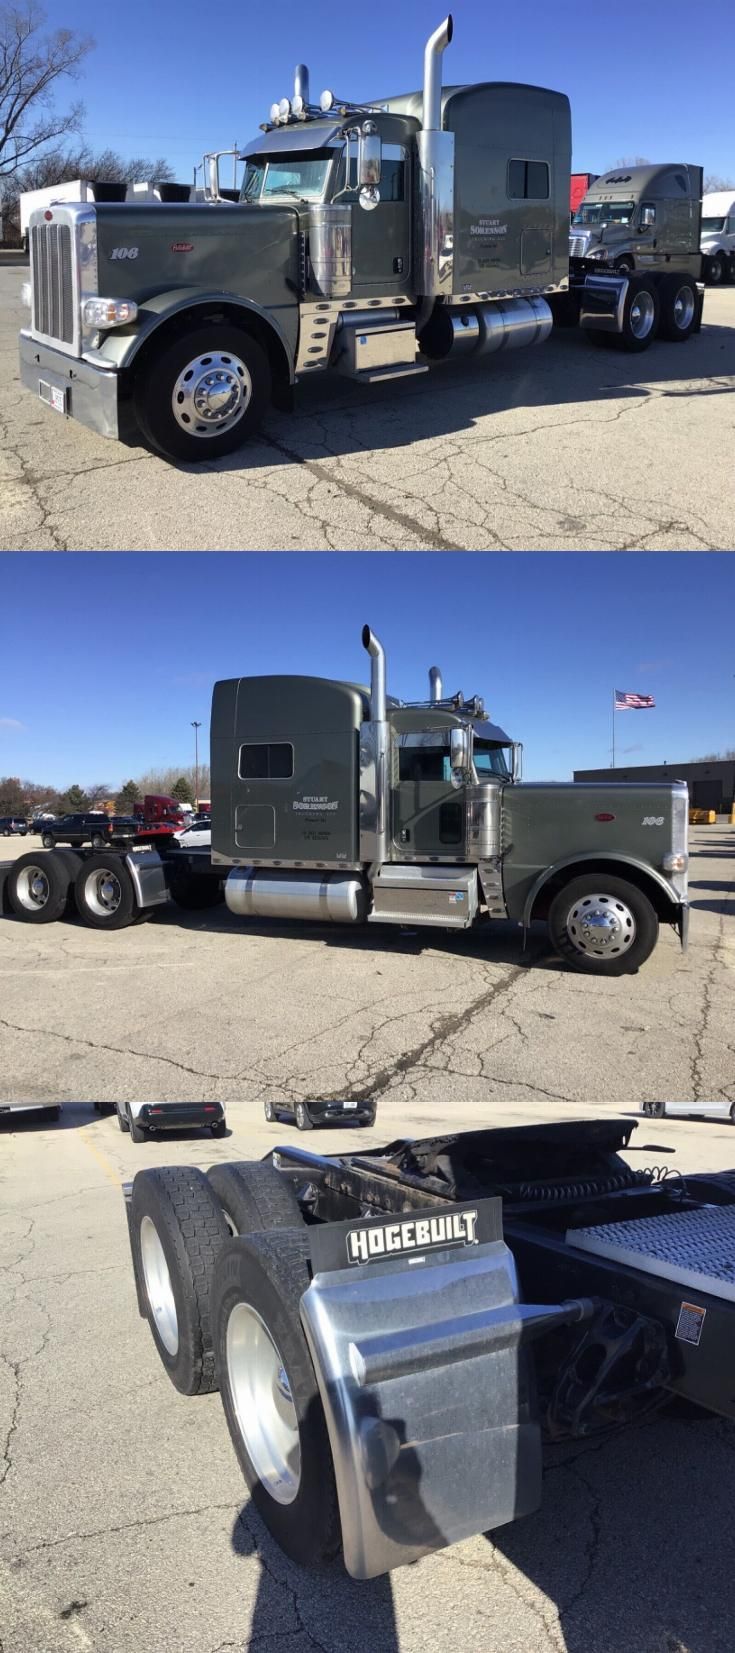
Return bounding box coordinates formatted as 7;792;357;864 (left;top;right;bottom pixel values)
700;190;735;285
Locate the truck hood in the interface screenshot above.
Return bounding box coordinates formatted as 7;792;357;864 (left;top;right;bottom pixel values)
569;224;631;255
94;201;301;298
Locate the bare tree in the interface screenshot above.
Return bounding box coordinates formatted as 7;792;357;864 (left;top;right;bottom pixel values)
2;142;174;235
704;174;735;193
0;4;93;180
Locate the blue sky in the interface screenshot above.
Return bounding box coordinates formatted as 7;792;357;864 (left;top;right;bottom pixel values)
53;0;734;184
1;554;733;788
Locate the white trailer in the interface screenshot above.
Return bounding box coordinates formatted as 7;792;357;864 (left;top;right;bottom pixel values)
700;191;735;284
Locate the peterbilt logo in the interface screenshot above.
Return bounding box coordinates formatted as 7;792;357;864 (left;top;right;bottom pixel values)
110;246;139;260
346;1209;479;1265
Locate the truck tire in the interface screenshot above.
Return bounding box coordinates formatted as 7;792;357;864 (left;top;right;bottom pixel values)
130;1166;230;1395
548;875;659;975
7;851;74;924
657;275;697;342
129;1108;146;1143
133;326;271;463
589;274;660;353
207;1161;303;1237
705;253;727;286
212;1229;340;1566
614;256;634;274
73;855;137;929
168;874;225;910
295;1102;313;1131
117;1105;130;1132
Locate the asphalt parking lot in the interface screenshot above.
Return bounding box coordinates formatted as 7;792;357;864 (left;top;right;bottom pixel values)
1;826;734;1652
2;265;734;552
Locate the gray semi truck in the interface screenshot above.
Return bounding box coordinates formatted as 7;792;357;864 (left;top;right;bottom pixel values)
2;626;689;976
19;17;705;463
569;164;704;277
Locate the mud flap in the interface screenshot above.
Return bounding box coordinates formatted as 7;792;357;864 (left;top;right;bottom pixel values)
300;1199;594;1578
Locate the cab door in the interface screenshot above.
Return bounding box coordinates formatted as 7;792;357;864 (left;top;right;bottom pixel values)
337;142;412;296
392;736;465;858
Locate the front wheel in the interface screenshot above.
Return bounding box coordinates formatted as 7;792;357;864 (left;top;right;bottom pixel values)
548;875;659;975
705;253;726;286
133;326;272;463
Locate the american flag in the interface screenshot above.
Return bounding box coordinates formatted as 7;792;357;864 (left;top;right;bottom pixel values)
615;690;655;710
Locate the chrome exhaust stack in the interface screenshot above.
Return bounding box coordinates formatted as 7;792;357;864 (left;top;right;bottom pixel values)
422;15;453;132
294;64;310;106
429;666;443;702
417;16;455;299
360;625;389;869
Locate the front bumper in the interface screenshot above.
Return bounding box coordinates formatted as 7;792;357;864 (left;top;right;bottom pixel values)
19;331;120;440
136;1102;225;1130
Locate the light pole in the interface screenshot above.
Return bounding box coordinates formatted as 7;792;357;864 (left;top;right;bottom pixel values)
191;721;201;810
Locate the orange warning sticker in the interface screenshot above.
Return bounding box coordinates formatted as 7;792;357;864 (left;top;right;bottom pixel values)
675;1302;706;1346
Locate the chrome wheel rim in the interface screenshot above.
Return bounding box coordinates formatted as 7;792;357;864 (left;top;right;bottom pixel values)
565;892;636;958
629;291;655;339
140;1216;178;1355
83;868;121;917
171;350;252;438
264;1101;274;1120
296;1104;306;1127
226;1303;300;1504
15;865;50;910
672;286;695;331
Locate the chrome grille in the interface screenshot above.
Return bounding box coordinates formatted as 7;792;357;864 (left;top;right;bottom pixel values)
569;235;588;258
31;223;74;343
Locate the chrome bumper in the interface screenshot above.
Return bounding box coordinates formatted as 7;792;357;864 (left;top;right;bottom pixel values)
19;330;120;439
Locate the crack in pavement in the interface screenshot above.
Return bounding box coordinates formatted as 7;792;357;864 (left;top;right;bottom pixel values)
9;1499;244;1560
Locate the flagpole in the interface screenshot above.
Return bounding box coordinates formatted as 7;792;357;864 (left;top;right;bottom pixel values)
612;689;615;770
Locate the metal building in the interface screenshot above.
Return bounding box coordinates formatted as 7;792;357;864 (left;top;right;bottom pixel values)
574;760;735;813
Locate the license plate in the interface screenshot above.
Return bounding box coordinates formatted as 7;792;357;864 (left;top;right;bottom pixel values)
344;1101;357;1110
39;380;67;414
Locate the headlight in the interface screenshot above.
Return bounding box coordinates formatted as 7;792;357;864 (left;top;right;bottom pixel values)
663;852;688;873
589;247;609;260
81;298;138;328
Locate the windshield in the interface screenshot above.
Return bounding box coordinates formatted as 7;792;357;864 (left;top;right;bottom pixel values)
240;152;334;204
573;200;636;226
473;741;512;780
701;216;726;233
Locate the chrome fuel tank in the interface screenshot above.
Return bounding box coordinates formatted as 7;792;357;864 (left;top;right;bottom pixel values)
225;867;368;923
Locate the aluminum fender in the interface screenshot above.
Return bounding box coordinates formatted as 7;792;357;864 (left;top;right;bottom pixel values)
94;288;295;380
521;852;683;930
123;849;169;911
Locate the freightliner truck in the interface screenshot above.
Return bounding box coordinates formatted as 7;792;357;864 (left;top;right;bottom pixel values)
569;165;705;281
123;1115;735;1578
18;17;706;463
1;626;689;976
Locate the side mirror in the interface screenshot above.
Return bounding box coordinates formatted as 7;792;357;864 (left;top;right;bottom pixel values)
511;742;523;782
449;727;472;787
357;121;382;188
206;153;220;201
640;204;656;229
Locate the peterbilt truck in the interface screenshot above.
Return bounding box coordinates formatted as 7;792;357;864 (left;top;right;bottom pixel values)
2;626;689;976
123;1114;735;1579
19;17;705;463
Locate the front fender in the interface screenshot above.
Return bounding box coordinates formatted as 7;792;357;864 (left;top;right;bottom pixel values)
522;853;681;930
95;287;296;380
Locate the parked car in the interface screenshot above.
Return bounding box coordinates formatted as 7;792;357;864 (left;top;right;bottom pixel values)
39;812;117;848
175;814;212;848
642;1099;735;1123
0;816;28;836
263;1097;376;1131
116;1099;227;1143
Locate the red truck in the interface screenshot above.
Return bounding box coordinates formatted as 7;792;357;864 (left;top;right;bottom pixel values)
570;172;598;219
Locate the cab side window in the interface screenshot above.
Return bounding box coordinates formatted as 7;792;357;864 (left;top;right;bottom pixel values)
339;142;406;202
507;159;550;200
